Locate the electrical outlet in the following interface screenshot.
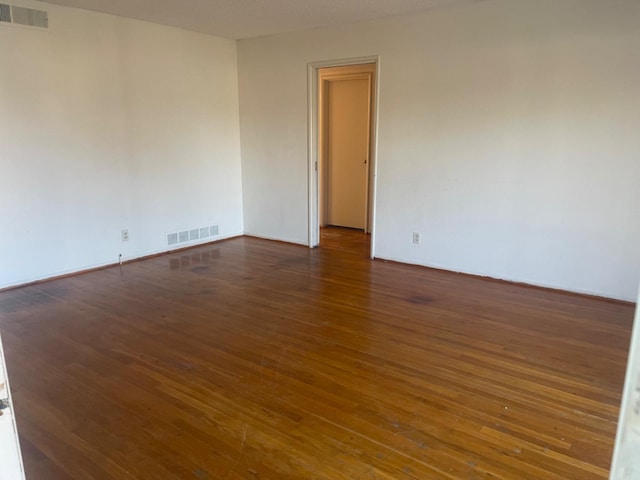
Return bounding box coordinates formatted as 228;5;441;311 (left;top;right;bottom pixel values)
121;229;129;242
412;232;420;245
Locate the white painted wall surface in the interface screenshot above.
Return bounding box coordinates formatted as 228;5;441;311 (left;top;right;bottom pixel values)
611;289;640;479
0;1;243;289
238;0;640;301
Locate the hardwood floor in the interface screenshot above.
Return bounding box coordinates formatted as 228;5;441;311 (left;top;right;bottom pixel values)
0;227;634;479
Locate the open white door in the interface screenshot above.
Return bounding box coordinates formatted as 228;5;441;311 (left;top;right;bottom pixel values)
0;335;25;480
611;286;640;479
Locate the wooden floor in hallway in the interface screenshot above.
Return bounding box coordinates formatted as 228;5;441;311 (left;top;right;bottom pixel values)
0;227;635;479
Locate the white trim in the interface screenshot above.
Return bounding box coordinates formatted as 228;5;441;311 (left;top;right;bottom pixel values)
244;232;308;246
307;55;380;258
0;335;25;480
610;286;640;479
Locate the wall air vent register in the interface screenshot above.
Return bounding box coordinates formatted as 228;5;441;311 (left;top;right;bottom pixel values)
0;3;48;28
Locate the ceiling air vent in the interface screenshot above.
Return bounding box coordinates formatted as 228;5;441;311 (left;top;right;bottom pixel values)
0;4;48;28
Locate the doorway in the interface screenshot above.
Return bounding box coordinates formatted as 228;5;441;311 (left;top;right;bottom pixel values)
308;58;379;254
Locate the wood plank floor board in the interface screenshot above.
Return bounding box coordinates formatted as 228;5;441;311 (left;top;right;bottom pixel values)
0;227;634;479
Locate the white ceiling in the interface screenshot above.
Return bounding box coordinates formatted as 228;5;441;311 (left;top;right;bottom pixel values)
41;0;481;40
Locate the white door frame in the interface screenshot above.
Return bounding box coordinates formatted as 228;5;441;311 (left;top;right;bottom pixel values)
0;335;25;480
307;55;380;257
610;285;640;479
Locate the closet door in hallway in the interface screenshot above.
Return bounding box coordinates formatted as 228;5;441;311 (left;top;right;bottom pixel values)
320;64;375;231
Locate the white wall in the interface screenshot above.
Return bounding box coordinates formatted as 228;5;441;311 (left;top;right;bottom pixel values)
0;1;244;288
238;0;640;301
